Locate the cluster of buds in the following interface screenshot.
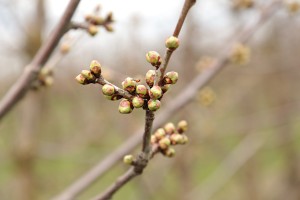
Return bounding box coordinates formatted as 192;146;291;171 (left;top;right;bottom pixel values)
75;60;102;85
31;67;54;90
75;36;180;114
151;120;188;158
83;11;114;36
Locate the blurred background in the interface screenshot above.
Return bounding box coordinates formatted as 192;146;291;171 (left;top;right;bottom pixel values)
0;0;300;199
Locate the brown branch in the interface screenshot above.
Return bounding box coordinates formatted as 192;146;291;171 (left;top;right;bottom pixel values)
0;0;81;121
158;0;196;85
52;1;281;200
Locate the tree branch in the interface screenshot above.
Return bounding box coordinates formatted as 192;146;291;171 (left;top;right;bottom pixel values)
52;1;281;200
0;0;81;121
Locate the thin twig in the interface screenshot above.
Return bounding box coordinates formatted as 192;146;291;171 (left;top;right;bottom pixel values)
158;0;196;85
0;0;81;121
52;1;281;200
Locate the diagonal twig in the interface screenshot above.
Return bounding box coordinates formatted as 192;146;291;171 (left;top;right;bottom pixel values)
0;0;81;121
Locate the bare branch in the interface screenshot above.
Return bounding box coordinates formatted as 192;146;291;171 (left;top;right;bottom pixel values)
0;0;81;121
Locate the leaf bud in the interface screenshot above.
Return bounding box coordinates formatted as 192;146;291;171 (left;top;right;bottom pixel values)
123;155;134;165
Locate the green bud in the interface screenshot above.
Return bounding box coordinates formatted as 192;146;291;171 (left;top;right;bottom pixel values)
146;51;161;67
75;74;88;85
163;71;178;85
164;122;176;135
90;60;102;77
102;84;115;96
164;148;176;157
81;70;95;81
132;96;144;108
148;99;161;111
136;85;148;98
170;133;184;145
149;86;162;100
122;77;136;93
177;120;188;133
118;99;133;114
154;128;166;140
165;36;179;50
123;155;134;165
159;137;171;150
145;70;156;87
161;84;171;93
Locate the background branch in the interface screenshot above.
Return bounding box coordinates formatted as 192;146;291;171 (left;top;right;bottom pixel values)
0;0;81;121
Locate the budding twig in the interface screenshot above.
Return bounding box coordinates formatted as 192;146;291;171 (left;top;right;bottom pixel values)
51;1;281;200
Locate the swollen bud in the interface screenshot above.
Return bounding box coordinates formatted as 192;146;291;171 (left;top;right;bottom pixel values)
123;155;134;165
163;71;178;85
159;137;171;150
122;77;137;94
164;123;176;135
164;148;176;157
132;96;144;108
136;85;148;98
75;74;87;85
170;133;184;145
161;84;171;93
81;70;95;81
145;70;156;87
154;128;166;140
177;120;188;133
90;60;102;77
102;84;115;96
146;51;161;67
165;36;179;50
118;99;133;114
148;99;161;111
149;86;162;100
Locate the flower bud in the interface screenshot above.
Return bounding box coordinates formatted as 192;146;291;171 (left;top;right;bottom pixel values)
146;51;161;67
177;120;188;133
102;84;115;96
89;60;102;77
165;36;179;50
104;24;114;32
88;25;98;36
118;99;133;114
132;96;144;108
81;70;95;81
148;99;161;111
161;84;171;93
163;71;178;85
154;128;166;140
136;85;148;98
149;86;162;100
122;77;136;93
170;133;184;145
164;122;176;135
145;70;156;87
123;155;134;165
104;94;122;101
159;137;171;150
75;74;88;85
164;148;175;157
